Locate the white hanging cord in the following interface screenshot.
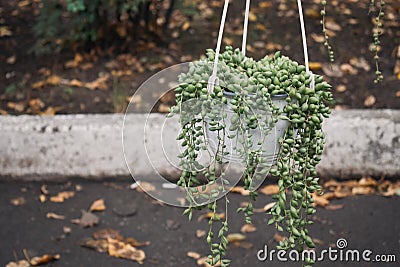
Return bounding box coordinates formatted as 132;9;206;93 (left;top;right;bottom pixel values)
241;0;251;56
296;0;315;89
208;0;230;93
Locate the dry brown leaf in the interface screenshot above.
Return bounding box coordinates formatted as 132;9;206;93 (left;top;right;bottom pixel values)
240;224;257;234
29;98;45;112
71;210;99;228
311;33;325;43
312;192;330;207
30;254;60;266
273;233;286;243
340;64;358;75
259;2;272;8
50;191;75;203
7;55;16;64
253;202;276;213
230;186;250;196
93;229;122;240
136;181;156;192
232;241;253;249
226;233;246;243
197;256;221;267
40;106;63;116
358;177;377;187
325;20;342;31
46;212;65;220
196;229;206;238
259;185;279;195
81;238;109;253
396;91;400;97
39;194;46;203
309;62;322;71
305;8;320;19
5;260;30;267
364;95;376;107
333;190;352;199
68;79;84;87
40;185;49;195
10;197;26;206
182;21;191;31
7;102;25;112
187;251;201;260
197;212;225;222
85;74;110;90
89;199;106;212
158;103;170;113
325;204;344;211
107;238;146;264
249;12;257;22
124;237;150;247
336;84;347;93
18;0;31;7
352;186;374;195
46;75;61;86
0;26;13;37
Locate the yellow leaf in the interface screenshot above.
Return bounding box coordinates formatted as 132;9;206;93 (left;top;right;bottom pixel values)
249;12;257;22
309;62;322;71
182;21;190;31
89;199;106;212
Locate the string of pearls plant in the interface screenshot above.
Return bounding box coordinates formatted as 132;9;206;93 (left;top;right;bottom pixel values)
169;46;334;267
320;0;386;82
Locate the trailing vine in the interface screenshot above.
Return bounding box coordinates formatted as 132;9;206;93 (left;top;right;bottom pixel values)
369;0;385;83
320;0;335;64
169;46;333;266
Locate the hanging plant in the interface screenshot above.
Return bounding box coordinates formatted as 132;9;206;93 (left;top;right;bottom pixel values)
168;1;334;266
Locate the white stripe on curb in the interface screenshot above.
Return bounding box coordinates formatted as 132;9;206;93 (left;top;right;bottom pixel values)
0;110;399;180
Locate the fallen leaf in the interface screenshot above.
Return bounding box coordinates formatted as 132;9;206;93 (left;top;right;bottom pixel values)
322;64;343;77
0;26;12;37
107;238;146;264
197;256;221;267
352;186;374;195
46;212;65;220
187;251;201;260
396;91;400;97
46;75;61;86
259;2;272;8
18;1;31;7
7;102;25;112
349;57;371;71
232;241;253;249
226;233;246;243
312;192;330;207
336;84;347;93
259;185;279;195
325;204;344;211
40;106;63;116
313;238;325;245
358;177;377;187
85;73;110;90
11;197;25;206
196;229;206;238
30;254;60;266
89;199;106;212
254;202;276;213
158;103;170;113
40;185;49;195
136;181;156;192
240;224;257;233
249;12;257;22
68;79;84;87
81;238;109;253
28;98;45;112
93;229;122;240
325;20;342;31
71;210;99;227
7;55;16;64
197;212;225;222
273;233;286;243
311;33;325;43
182;21;190;31
364;95;376;107
340;63;358;75
5;260;29;267
39;194;46;203
50;191;75;203
230;186;250;196
309;62;322;71
305;9;320;19
124;237;150;247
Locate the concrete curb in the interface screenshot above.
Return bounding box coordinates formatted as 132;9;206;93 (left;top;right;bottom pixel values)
0;110;399;180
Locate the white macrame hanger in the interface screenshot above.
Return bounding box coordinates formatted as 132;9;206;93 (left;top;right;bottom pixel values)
297;0;315;89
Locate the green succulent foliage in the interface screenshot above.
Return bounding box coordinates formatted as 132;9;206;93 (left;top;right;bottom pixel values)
170;46;333;266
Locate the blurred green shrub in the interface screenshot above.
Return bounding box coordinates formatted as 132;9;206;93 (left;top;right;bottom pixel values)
32;0;192;54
